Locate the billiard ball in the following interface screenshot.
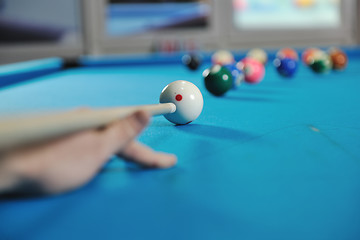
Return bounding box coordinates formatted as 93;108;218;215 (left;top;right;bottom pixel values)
273;57;298;78
277;48;299;61
212;50;235;66
247;48;268;65
224;64;245;89
237;57;265;84
302;48;320;65
160;80;203;125
203;65;233;96
182;53;202;71
309;51;332;74
328;48;348;70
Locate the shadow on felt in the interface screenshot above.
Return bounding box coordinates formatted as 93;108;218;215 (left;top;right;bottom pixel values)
224;95;283;102
175;124;256;141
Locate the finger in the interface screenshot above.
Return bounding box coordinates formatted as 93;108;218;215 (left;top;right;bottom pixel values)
118;140;177;169
97;111;150;158
74;107;91;112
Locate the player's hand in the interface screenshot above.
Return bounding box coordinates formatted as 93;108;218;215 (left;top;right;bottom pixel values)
0;111;177;197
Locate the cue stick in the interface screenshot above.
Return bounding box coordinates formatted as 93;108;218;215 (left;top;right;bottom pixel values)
0;103;176;151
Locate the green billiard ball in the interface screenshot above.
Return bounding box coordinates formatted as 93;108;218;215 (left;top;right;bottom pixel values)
203;65;233;96
309;52;332;74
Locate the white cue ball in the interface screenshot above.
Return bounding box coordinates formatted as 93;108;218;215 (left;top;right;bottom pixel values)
160;80;203;125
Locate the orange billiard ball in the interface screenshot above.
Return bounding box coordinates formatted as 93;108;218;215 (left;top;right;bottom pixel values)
277;48;299;61
302;48;321;65
328;48;348;70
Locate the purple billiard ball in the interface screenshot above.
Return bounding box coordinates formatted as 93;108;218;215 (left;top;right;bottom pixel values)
224;64;245;89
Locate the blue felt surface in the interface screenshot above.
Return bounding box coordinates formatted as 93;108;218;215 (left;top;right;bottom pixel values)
0;54;359;240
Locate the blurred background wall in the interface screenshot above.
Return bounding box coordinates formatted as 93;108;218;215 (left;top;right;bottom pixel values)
0;0;359;64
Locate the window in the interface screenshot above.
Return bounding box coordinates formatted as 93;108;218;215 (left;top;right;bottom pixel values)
233;0;341;30
106;0;211;37
0;0;81;44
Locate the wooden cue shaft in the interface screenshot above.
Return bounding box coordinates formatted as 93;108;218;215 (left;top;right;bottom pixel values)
0;103;176;151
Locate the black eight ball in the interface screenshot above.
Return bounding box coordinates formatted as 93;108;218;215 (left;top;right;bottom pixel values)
182;53;201;71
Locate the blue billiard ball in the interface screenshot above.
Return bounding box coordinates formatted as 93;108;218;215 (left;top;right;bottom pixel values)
224;64;245;89
273;57;298;78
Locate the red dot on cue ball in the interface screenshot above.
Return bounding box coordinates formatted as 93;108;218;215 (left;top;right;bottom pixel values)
175;94;183;101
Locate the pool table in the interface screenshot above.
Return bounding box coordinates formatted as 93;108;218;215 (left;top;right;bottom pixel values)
0;49;360;240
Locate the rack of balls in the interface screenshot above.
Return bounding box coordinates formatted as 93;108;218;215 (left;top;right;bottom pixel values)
182;47;348;97
203;50;265;96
